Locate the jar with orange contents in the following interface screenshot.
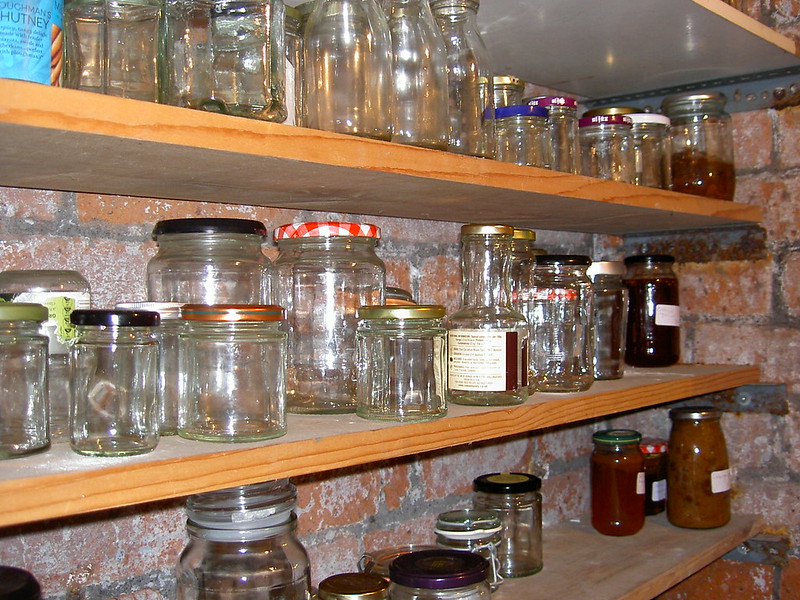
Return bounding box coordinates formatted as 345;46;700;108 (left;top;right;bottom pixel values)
591;429;645;536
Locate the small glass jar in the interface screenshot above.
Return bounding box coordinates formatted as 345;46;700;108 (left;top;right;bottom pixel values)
69;309;160;456
586;260;628;381
434;509;503;589
358;545;438;580
667;407;731;529
640;438;668;516
389;549;491;600
147;218;272;305
493;105;550;168
0;566;42;600
472;473;542;578
591;429;645;536
176;479;311;600
285;5;304;126
628;113;672;189
0;303;49;458
624;254;680;368
355;305;447;422
662;91;735;201
319;573;389;600
527;95;579;174
579;114;634;183
492;76;524;108
274;222;385;414
178;304;287;442
385;287;416;306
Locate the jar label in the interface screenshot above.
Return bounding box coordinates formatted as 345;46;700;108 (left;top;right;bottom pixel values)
3;291;90;353
448;329;520;392
533;288;578;301
636;471;645;495
711;468;731;493
655;304;680;327
652;479;667;502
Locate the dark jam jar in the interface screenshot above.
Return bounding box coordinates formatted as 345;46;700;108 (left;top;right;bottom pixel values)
640;438;668;516
591;429;645;536
624;254;680;368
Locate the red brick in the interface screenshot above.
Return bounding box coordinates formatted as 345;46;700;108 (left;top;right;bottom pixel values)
363;514;439;555
304;533;360;587
780;555;800;599
109;591;166;600
732;480;800;532
734;173;800;242
385;260;413;296
0;187;63;221
723;413;781;471
418;255;460;311
655;558;774;600
777;105;800;169
677;260;773;318
732;110;773;171
532;421;594;465
783;251;800;317
541;470;588;526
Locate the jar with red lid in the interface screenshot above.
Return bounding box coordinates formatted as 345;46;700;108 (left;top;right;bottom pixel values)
591;429;645;536
640;438;668;516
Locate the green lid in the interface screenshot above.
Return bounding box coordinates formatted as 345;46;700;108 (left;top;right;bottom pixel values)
0;303;48;322
592;429;642;445
356;305;446;320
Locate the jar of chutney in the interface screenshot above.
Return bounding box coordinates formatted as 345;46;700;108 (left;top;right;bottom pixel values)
591;429;645;536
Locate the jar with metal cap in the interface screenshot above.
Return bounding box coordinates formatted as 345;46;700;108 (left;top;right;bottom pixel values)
147;218;272;305
492;75;524;108
624;254;680;368
388;549;491;600
662;91;735;201
579;114;634;183
509;228;545;307
434;509;502;589
586;260;628;381
0;566;41;600
667;407;731;529
385;287;416;306
445;224;528;406
527;95;579;174
0;303;49;458
492;105;550;168
273;222;385;414
319;573;389;600
178;304;287;442
472;473;542;578
591;429;645;536
640;438;668;516
69;309;160;456
176;479;311;600
355;305;447;422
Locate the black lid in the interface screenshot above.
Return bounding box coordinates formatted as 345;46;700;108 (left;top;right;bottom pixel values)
152;218;268;239
535;254;591;266
473;472;542;493
0;567;41;600
389;550;489;589
70;310;160;327
624;254;675;265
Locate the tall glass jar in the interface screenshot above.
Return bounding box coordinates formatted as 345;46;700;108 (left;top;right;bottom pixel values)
431;0;494;158
273;222;385;414
434;509;502;590
176;479;311;600
579;114;634;183
586;261;628;380
161;0;287;121
591;429;645;536
284;5;303;126
389;549;491;600
178;304;287;442
628;113;672;189
492;105;550;168
386;0;449;150
624;254;680;368
147;218;272;305
0;303;49;458
523;254;593;392
303;0;393;140
509;228;545;305
662;91;735;201
445;224;528;406
492;76;523;108
527;95;579;174
667;407;731;529
318;573;389;600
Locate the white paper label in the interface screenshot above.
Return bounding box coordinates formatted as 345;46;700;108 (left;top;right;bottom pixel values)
711;468;732;493
448;329;517;392
636;471;646;495
652;479;667;502
655;304;680;327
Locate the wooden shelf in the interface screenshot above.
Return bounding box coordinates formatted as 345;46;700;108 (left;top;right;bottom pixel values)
0;364;758;528
0;80;761;235
496;513;763;600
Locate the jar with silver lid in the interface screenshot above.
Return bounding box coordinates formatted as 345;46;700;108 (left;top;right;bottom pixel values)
579;114;634;183
492;75;523;108
318;573;389;600
492;105;550;168
526;95;579;174
389;549;491;600
586;261;628;381
434;509;503;589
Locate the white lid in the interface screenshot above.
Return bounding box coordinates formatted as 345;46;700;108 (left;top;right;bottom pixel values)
626;113;671;126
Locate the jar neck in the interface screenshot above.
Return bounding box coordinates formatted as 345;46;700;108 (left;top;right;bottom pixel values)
626;261;675;277
76;325;156;343
460;234;513;308
431;0;479;21
187;512;298;543
155;233;266;255
277;236;379;255
0;320;43;335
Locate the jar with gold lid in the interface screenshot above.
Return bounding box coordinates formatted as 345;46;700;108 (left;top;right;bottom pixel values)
318;573;389;600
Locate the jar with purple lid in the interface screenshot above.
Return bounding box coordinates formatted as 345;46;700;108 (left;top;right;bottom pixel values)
389;549;491;600
578;114;634;183
527;95;579;174
492;104;550;168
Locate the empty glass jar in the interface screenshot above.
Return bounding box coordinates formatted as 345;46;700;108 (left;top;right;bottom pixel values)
434;509;502;589
527;95;579;174
628;113;672;189
389;549;491;600
493;75;524;108
579;114;634;183
492;105;550;168
586;260;628;380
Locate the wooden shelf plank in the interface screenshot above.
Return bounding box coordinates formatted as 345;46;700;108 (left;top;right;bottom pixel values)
0;80;761;235
495;513;763;600
0;364;759;528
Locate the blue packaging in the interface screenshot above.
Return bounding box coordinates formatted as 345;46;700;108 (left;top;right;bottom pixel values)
0;0;64;85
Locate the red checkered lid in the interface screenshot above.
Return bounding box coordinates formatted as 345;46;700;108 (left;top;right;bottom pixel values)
274;221;381;240
640;438;668;454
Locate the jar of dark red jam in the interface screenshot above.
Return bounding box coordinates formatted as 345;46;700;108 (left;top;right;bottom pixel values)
640;438;668;516
591;429;645;536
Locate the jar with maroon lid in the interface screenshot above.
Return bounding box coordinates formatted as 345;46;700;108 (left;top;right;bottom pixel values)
526;95;579;174
591;429;645;536
388;549;491;600
640;438;668;516
624;254;680;368
667;407;731;529
578;114;634;183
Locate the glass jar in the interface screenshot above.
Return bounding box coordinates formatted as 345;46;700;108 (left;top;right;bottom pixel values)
586;260;628;381
355;305;447;422
472;472;542;578
0;566;41;600
434;509;502;590
667;407;731;529
628;113;672;189
445;224;528;406
492;76;523;108
524;254;594;392
285;5;303;126
579;114;634;183
0;304;49;458
319;573;389;600
178;304;287;442
303;0;393;140
147;218;272;305
0;269;91;440
358;545;438;580
508;228;545;309
591;429;645;536
69;309;160;456
161;0;286;121
527;95;579;174
431;0;494;158
176;479;311;600
386;0;449;150
385;287;416;306
273;221;386;414
662;91;735;201
492;105;550;168
624;254;680;368
388;549;491;600
640;438;668;516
